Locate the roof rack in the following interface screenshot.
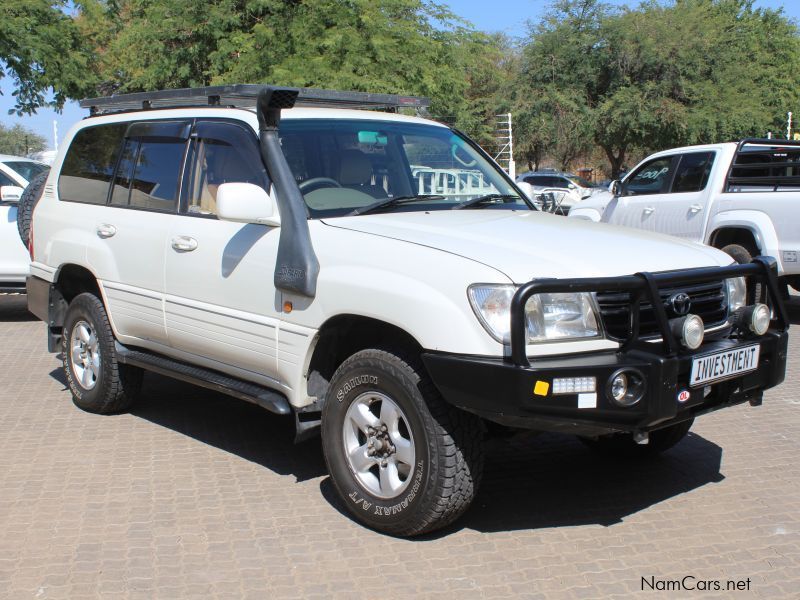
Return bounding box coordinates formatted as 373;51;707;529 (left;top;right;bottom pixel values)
725;138;800;191
80;84;430;116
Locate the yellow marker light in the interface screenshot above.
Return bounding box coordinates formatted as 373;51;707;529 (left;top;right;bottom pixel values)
283;301;293;313
533;381;550;396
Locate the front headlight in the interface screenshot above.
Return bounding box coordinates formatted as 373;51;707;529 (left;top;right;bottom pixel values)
726;276;747;313
467;285;602;343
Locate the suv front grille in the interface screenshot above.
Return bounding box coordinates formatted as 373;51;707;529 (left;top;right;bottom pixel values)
596;281;728;340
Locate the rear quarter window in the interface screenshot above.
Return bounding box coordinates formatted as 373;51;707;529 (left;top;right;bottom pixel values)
58;123;127;204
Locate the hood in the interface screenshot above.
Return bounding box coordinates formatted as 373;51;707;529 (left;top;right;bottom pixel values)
322;210;731;283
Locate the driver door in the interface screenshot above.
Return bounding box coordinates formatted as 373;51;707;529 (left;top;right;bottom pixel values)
605;156;677;231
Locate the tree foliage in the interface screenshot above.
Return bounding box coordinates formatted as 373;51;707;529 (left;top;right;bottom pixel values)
1;1;95;115
0;123;47;155
514;0;800;177
75;0;503;136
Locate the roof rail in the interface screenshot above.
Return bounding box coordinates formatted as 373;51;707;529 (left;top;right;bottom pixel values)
80;84;430;115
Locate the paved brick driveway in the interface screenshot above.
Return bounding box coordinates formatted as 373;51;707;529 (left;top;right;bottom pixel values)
1;294;798;599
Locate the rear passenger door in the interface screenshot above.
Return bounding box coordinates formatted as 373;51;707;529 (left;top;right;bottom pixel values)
62;120;189;346
163;119;283;381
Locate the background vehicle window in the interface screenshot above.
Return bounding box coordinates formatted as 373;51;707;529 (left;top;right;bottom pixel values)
5;162;48;183
184;121;268;216
0;171;15;187
671;152;714;193
624;157;674;195
58;123;127;204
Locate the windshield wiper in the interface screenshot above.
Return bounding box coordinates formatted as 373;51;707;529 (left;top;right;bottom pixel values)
348;194;446;216
452;193;521;210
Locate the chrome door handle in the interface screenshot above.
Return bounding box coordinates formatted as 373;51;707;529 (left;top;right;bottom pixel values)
96;224;116;238
689;204;703;213
643;206;655;215
171;236;198;252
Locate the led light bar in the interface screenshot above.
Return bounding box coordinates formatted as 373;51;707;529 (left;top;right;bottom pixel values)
552;376;596;395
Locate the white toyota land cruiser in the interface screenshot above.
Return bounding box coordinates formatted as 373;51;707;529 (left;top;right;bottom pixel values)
26;86;789;536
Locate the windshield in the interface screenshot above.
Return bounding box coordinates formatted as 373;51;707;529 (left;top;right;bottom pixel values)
278;118;528;217
5;161;48;183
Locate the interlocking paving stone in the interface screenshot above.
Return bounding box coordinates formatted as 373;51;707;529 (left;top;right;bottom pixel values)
1;294;799;599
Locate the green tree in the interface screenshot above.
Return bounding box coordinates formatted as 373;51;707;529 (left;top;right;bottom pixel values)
515;0;800;177
1;1;95;115
0;123;47;155
77;0;504;137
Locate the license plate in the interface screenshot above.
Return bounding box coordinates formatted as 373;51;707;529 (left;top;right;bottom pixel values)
690;345;760;387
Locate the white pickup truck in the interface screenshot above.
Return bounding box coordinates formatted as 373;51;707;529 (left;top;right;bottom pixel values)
570;139;800;292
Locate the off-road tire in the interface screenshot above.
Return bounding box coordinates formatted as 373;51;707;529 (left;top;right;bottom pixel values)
721;243;764;300
721;243;754;266
321;348;484;537
581;418;694;458
62;293;142;414
16;172;47;246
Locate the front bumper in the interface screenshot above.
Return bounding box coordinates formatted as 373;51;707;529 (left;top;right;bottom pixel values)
422;331;788;437
424;257;790;437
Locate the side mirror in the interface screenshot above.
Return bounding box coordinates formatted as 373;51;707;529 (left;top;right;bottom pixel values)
217;182;281;227
0;185;24;203
580;189;593;200
609;180;622;197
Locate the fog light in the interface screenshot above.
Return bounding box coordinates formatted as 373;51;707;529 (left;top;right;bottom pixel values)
734;303;771;336
750;303;770;335
552;376;596;395
671;314;704;350
607;369;646;407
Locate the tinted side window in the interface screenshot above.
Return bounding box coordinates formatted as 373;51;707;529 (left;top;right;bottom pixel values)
0;171;15;187
58;123;127;204
671;152;714;193
184;121;268;216
110;139;137;206
625;157;674;195
128;139;185;211
108;121;189;212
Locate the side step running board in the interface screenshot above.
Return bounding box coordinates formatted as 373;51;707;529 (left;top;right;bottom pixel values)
115;342;291;416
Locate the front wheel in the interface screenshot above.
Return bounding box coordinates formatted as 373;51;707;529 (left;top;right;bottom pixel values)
62;293;142;414
321;348;484;537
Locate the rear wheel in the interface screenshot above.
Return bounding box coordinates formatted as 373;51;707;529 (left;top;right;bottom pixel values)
321;348;483;537
62;293;142;414
581;418;694;458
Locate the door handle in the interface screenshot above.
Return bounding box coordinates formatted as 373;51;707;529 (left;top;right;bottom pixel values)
171;236;198;252
689;204;703;213
643;206;655;215
96;224;116;238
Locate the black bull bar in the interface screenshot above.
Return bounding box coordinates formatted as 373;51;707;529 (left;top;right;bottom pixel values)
509;256;789;366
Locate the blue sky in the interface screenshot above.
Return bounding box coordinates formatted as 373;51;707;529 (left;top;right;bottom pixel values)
2;0;798;151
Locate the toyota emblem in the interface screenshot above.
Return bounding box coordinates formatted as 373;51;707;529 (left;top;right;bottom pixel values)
667;292;692;316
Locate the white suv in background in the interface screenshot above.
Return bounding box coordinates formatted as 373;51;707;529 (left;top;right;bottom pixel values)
0;155;49;292
26;85;789;536
516;171;600;212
